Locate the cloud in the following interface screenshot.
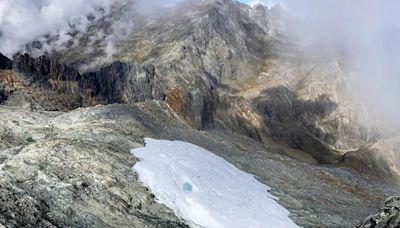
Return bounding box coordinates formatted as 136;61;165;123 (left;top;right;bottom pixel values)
0;0;112;56
253;0;400;123
0;0;186;59
138;0;181;7
247;0;280;8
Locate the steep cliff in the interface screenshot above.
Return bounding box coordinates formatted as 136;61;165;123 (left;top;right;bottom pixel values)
0;53;12;70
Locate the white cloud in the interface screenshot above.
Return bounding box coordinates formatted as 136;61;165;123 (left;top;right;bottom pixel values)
0;0;186;58
248;0;280;8
247;0;400;123
0;0;111;56
278;0;400;122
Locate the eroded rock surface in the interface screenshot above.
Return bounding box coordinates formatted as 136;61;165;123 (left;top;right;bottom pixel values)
0;104;187;227
29;0;386;168
0;102;398;227
359;196;400;228
0;0;389;170
0;53;12;70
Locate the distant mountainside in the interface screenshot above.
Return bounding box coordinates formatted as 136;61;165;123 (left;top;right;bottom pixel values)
3;0;392;172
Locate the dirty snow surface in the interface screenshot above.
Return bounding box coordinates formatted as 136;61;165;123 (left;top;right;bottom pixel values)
131;138;299;228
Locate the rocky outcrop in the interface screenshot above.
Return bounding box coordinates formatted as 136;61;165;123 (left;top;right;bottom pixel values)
9;53;84;110
0;70;15;104
0;0;390;181
83;61;166;104
0;103;189;228
254;86;341;163
0;53;12;70
0;102;398;227
7;0;389;170
12;53;82;85
2;51;216;131
5;54;166;111
96;0;384;165
344;136;400;180
358;196;400;228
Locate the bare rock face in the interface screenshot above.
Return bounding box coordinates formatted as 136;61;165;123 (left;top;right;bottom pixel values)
12;53;82;85
254;86;341;163
83;61;166;104
358;196;400;228
0;54;13;103
0;53;12;70
5;54;167;111
0;0;393;181
345;136;400;180
10;53;84;110
0;104;189;228
2;0;391;172
99;0;383;166
0;102;398;227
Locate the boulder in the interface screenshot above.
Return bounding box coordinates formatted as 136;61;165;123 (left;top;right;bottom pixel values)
359;196;400;228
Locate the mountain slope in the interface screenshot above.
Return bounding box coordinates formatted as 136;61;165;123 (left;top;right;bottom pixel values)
11;0;384;169
0;102;398;227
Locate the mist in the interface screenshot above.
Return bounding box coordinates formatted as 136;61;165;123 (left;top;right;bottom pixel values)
253;0;400;125
0;0;113;56
0;0;181;59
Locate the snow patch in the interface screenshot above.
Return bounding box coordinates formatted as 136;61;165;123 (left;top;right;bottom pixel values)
131;138;299;228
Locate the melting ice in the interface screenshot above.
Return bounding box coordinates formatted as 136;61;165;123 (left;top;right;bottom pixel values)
131;138;299;228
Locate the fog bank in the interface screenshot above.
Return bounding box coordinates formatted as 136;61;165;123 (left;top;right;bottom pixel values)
254;0;400;124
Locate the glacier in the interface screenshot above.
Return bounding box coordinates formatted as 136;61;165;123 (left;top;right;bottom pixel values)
131;138;299;228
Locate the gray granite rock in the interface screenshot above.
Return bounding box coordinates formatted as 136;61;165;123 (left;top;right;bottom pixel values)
359;196;400;228
0;102;398;227
0;53;12;70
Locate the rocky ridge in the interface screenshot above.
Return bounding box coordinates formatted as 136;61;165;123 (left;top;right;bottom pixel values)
0;104;187;227
358;196;400;227
0;102;398;227
13;0;391;172
0;51;399;227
